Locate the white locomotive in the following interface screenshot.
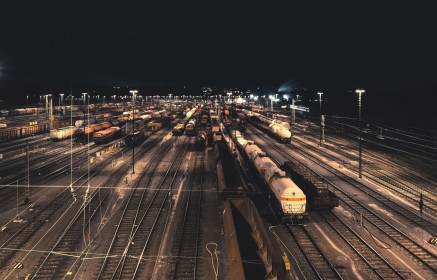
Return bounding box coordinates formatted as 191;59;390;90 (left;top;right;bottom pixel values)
234;130;306;220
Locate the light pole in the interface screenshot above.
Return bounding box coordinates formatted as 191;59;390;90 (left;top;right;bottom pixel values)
317;92;324;147
82;93;87;130
26;95;29;107
129;90;138;174
356;89;365;178
227;92;232;104
60;93;64;116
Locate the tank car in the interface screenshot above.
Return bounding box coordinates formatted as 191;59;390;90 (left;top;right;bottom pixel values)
185;118;197;136
238;135;306;220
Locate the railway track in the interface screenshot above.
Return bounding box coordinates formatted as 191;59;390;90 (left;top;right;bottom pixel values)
0;141;128;272
0;134;48;155
296;124;437;190
291;137;437;234
293;129;437;215
29;129;174;279
97;136;189;279
0;142;115;210
287;225;342;280
167;155;204;279
247;125;437;275
319;212;406;280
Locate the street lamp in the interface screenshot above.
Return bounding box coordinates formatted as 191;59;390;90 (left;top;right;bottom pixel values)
26;95;29;107
317;92;324;147
60;93;64;116
355;89;365;178
227;92;232;104
129;90;138;174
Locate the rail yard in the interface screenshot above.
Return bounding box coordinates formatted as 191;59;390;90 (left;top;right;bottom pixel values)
0;96;435;280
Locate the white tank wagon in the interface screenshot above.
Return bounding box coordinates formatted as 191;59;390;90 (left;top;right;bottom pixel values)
185;108;197;120
269;123;291;143
50;126;77;141
247;109;292;143
272;119;291;130
238;134;306;220
185;118;197;136
255;155;306;217
140;114;152;122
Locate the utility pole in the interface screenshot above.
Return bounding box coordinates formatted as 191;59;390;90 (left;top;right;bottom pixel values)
356;89;365;178
318;92;323;147
24;141;30;204
130;90;138;174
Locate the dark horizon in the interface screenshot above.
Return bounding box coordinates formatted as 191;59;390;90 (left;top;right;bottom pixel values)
1;2;436;88
1;2;436;126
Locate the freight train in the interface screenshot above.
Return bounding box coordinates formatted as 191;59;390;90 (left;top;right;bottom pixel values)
0;123;48;141
50;126;76;141
244;109;292;143
281;161;339;210
73;122;112;142
195;130;207;150
93;127;121;144
233;130;306;221
172;122;185;136
185;117;197;136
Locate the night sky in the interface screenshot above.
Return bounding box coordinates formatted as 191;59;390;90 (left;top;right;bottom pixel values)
0;1;436;117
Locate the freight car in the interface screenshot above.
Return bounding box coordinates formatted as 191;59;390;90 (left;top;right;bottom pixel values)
281;161;339;211
195;130;207;150
213;139;245;197
50;126;77;141
247;111;292;143
125;131;144;147
172;122;185;136
185;118;197;136
93;127;121;144
0;123;48;141
235;132;306;221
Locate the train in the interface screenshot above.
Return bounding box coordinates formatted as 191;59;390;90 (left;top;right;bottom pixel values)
0;123;48;141
73;122;112;142
281;161;339;211
244;109;292;143
50;126;76;141
93;127;122;144
5;107;46;116
185;117;197;136
233;130;306;221
195;130;207;150
125;115;171;146
172;122;185;136
213;138;245;197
